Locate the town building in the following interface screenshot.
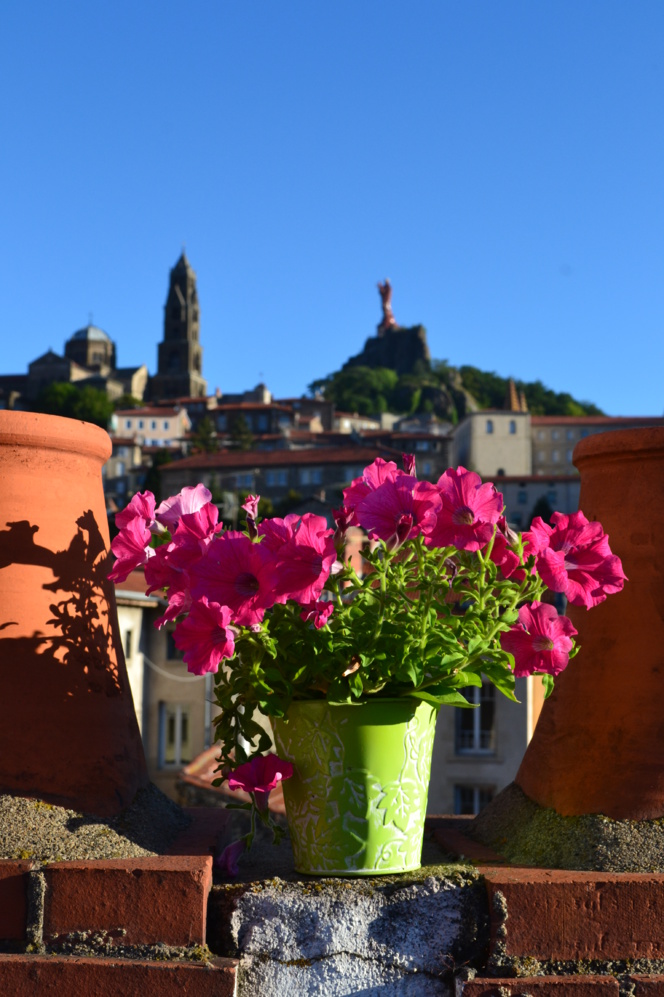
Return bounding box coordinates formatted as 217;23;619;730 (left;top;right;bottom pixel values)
531;414;664;475
428;674;546;815
452;410;532;477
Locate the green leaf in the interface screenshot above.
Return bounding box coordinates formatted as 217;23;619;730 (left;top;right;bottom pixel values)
456;671;483;688
541;673;555;699
348;671;364;698
408;687;478;708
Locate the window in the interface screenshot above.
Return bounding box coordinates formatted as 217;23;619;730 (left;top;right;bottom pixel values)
125;419;132;430
517;489;527;504
116;461;125;476
486;419;494;434
566;449;574;462
299;468;323;485
455;681;495;753
158;703;192;767
552;450;560;462
509;420;517;434
537;451;546;462
265;471;288;488
166;631;183;660
151;420;157;430
454;785;494;816
123;630;132;658
422;461;432;476
345;466;364;482
257;414;268;432
511;512;522;527
237;473;254;488
547;489;557;504
566;429;575;440
416;440;429;451
163;420;170;430
552;430;560;440
537;430;545;440
138;420;144;430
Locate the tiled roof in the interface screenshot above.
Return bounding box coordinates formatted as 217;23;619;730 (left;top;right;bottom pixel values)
487;474;580;484
213;402;294;413
114;408;184;417
530;415;664;425
161;445;401;472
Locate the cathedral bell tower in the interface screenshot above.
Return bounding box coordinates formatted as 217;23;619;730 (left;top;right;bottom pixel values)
150;252;208;400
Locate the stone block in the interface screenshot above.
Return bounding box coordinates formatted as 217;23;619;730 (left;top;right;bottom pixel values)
0;953;236;996
483;868;664;961
43;856;212;947
0;860;32;941
211;869;485;996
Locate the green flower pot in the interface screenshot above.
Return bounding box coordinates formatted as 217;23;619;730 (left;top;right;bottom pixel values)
272;698;438;876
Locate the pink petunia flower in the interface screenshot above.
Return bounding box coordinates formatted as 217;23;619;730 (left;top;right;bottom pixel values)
227;753;293;810
115;491;164;534
257;514;299;554
268;514;338;605
214;837;246;877
242;494;260;520
342;458;400;525
300;600;335;629
191;532;277;626
175;501;220;542
154;587;191;629
332;506;352;553
172;597;236;675
490;516;525;580
426;467;504;551
155;484;213;532
500;601;578;677
145;504;220;614
108;519;154;583
354;475;441;545
525;511;627;609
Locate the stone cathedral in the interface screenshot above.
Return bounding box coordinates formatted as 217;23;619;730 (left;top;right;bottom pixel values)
149;252;208;401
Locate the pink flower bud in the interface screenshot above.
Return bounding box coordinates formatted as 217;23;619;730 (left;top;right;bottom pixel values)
402;453;417;477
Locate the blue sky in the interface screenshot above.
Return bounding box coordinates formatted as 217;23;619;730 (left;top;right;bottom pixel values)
2;2;663;415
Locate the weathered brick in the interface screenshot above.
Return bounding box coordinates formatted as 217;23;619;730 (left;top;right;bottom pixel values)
483;868;664;962
0;953;236;996
43;856;212;947
462;976;619;996
0;860;32;941
630;977;664;996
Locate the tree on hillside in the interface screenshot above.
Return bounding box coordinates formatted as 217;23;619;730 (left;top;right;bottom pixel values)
32;382;115;429
191;416;218;454
113;393;143;410
528;496;554;528
229;413;254;451
309;366;399;415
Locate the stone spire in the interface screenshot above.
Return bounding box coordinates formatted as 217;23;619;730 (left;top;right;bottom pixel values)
149;253;207;400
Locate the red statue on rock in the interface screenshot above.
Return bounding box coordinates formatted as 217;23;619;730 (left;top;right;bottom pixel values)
377;279;399;335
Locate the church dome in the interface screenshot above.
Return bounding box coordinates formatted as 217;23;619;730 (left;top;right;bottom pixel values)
70;324;111;343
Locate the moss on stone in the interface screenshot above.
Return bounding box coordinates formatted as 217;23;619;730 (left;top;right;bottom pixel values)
470;782;664;871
